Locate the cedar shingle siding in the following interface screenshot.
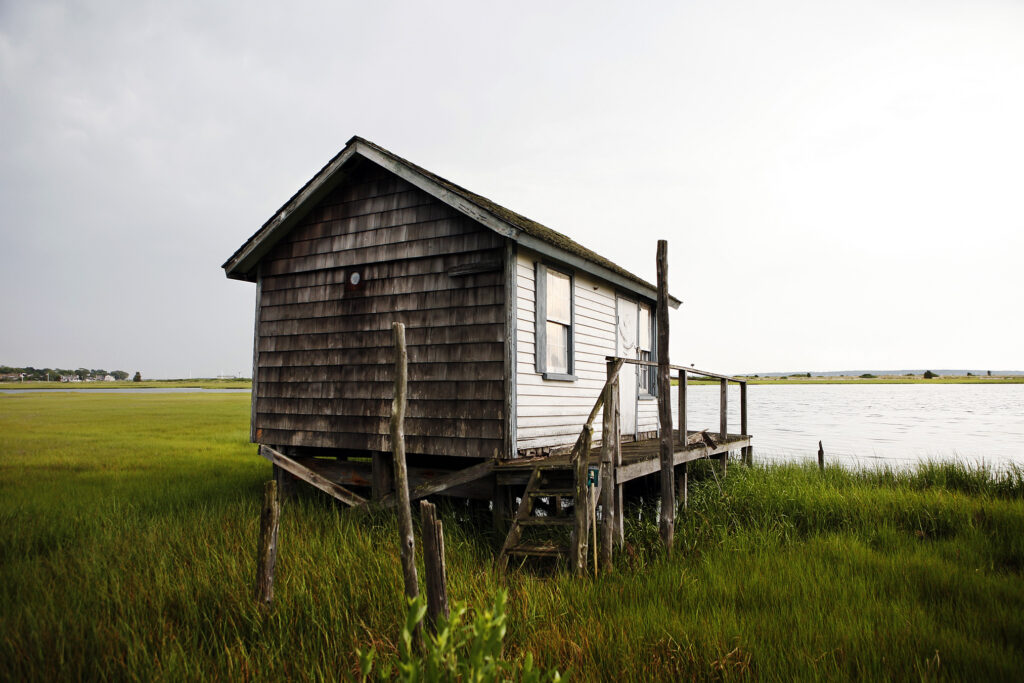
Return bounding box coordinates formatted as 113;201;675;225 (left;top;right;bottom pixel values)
254;159;506;458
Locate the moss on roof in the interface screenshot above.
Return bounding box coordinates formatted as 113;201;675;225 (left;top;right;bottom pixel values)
351;136;660;294
226;136;672;301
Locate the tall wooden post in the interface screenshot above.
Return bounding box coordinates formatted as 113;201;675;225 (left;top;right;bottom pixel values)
573;425;593;576
600;359;617;571
614;375;624;547
656;240;674;552
740;381;751;466
255;479;281;608
390;323;420;610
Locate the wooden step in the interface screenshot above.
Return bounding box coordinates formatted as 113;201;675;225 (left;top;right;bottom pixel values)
507;543;568;558
518;516;573;527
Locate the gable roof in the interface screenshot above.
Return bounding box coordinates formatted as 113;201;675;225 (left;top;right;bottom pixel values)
223;136;680;307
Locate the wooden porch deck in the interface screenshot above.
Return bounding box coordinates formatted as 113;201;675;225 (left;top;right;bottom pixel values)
495;430;752;486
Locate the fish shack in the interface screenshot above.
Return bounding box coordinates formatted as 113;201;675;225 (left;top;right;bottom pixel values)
223;136;752;568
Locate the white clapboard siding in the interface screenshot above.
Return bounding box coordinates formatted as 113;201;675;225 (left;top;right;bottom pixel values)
515;248;618;450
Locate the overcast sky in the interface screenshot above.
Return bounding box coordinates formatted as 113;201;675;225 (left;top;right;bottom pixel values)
1;0;1021;377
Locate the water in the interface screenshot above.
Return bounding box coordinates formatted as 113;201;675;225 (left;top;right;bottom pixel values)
677;383;1024;469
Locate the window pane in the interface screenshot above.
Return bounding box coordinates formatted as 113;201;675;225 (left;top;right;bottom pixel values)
638;305;651;351
546;270;571;324
545;322;569;374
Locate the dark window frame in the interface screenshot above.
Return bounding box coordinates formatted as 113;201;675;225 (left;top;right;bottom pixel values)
534;262;575;382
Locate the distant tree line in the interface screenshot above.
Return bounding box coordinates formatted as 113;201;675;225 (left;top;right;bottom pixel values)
0;365;133;382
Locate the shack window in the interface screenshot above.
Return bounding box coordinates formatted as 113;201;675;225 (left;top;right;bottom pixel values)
638;303;656;396
534;263;574;380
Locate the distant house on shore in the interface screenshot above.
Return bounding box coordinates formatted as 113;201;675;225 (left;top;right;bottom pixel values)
223;136;679;478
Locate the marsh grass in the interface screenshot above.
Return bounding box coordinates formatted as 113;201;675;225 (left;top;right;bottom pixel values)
1;393;1022;680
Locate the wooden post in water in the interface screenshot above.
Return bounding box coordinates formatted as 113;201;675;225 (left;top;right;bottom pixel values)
656;240;675;552
740;381;751;466
600;359;617;572
255;479;281;608
419;501;449;630
390;323;420;620
818;440;824;470
573;424;593;576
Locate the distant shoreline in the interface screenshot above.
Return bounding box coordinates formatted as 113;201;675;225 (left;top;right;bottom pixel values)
682;376;1024;385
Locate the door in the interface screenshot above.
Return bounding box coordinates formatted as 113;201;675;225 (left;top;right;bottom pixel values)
616;296;638;438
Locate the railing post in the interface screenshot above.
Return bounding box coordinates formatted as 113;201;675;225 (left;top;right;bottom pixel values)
740;381;751;466
719;378;728;477
719;378;728;442
678;370;687;445
600;359;617;572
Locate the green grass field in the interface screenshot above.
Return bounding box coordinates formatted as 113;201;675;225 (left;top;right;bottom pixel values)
2;378;251;390
1;392;1022;681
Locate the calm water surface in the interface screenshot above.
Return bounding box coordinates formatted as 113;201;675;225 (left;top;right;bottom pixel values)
678;384;1024;468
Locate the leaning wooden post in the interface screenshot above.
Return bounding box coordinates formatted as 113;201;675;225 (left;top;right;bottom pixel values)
390;323;420;613
255;479;281;608
656;240;675;552
740;381;751;466
419;501;448;630
719;378;729;476
600;360;617;572
573;424;593;576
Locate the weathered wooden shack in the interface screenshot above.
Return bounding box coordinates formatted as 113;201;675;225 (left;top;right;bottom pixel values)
224;136;752;568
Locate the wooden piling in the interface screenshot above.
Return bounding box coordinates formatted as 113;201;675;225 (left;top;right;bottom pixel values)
255;479;281;608
493;479;510;537
818;440;824;470
656;240;674;552
419;500;449;630
573;424;593;576
390;322;419;608
677;462;688;510
371;451;394;500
